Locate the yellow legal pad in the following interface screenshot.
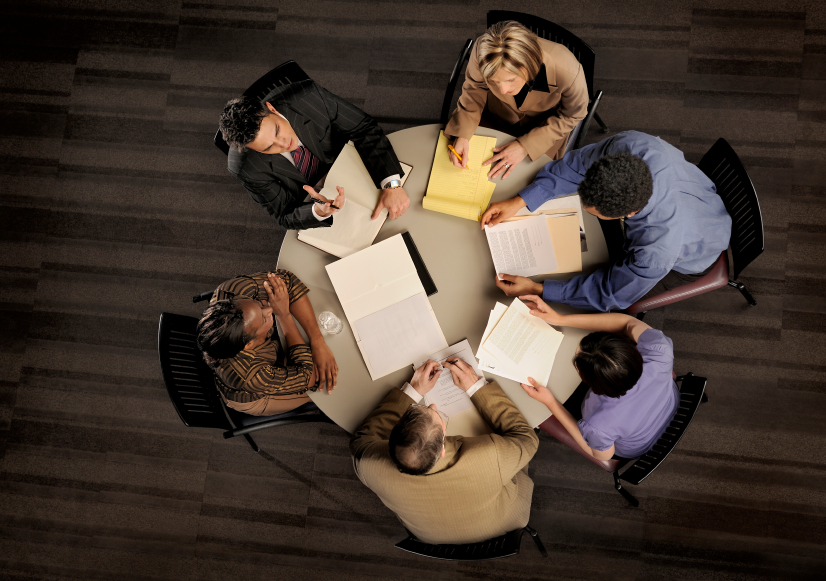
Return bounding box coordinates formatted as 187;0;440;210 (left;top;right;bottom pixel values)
423;131;498;221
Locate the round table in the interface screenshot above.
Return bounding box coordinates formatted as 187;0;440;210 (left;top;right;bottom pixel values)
277;124;608;435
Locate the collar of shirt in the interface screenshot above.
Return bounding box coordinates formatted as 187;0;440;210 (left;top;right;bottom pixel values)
275;111;303;168
513;63;550;108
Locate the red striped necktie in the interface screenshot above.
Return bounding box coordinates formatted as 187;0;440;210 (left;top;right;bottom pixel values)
290;145;321;185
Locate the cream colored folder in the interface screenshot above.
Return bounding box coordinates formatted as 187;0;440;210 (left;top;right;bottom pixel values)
325;233;448;380
504;213;582;274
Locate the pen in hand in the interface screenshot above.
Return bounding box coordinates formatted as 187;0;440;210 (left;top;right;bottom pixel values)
313;198;340;211
447;144;470;169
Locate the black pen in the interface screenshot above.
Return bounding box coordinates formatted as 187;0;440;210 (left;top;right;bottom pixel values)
314;199;340;210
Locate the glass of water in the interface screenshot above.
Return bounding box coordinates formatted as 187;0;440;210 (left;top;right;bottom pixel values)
318;311;343;335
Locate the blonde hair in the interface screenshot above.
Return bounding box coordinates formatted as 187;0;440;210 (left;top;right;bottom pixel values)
477;21;543;82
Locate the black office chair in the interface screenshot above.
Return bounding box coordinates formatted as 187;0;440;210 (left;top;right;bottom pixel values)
214;60;311;156
396;525;547;561
626;138;764;317
157;312;334;453
439;38;474;128
540;373;707;507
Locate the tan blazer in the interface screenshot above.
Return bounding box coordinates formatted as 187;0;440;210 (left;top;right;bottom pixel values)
350;382;539;545
445;37;589;161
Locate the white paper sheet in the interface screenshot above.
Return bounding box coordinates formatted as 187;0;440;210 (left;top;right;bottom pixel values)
485;215;557;278
353;292;448;378
413;340;479;417
477;299;563;385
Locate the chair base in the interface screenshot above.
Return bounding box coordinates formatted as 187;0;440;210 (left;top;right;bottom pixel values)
613;471;639;507
594;111;609;133
728;280;757;306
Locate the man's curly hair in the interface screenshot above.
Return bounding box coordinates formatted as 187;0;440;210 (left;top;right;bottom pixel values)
219;96;269;151
578;153;653;218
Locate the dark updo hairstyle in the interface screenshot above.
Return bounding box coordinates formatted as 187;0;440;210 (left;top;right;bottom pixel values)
219;95;270;151
573;331;643;398
578;152;653;218
389;406;444;476
196;299;252;367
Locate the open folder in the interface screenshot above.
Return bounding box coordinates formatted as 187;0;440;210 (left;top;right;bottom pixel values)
297;159;413;258
326;234;448;380
498;213;583;275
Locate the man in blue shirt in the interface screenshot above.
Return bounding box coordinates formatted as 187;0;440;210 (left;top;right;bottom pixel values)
481;131;732;312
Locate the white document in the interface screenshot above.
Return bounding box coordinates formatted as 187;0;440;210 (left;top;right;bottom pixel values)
516;194;587;251
476;302;508;359
354;293;448;379
413;340;479;417
297;194;385;258
326;234;448;380
485;215;557;278
477;299;563;385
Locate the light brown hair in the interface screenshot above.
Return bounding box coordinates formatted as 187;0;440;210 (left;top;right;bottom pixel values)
477;21;543;82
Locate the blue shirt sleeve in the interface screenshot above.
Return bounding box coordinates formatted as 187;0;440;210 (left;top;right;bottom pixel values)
518;139;615;210
542;248;675;311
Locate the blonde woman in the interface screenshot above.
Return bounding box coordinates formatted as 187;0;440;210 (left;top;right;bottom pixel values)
445;21;589;179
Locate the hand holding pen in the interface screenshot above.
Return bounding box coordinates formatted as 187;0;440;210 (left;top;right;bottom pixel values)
304;185;345;217
448;137;470;169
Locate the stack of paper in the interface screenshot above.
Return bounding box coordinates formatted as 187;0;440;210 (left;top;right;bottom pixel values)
412;340;479;418
422;131;497;221
476;299;564;386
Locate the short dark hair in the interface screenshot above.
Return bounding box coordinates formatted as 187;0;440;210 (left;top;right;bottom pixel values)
578;153;653;218
389;406;444;475
219;96;269;151
196;299;252;367
574;331;643;398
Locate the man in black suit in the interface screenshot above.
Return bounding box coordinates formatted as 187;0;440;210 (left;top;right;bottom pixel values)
219;80;410;231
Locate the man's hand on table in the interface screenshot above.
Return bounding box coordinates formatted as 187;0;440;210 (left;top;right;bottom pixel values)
480;195;527;229
410;359;442;396
443;359;481;392
311;340;338;393
372;186;410;220
495;274;543;297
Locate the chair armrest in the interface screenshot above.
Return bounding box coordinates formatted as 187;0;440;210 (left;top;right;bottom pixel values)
223;414;335;438
626;251;729;314
572;90;602;150
539;415;620;472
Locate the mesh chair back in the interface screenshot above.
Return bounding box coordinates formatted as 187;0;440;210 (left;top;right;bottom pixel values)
698;138;764;281
158;312;232;430
619;374;706;485
214;60;312;155
487;11;596;101
395;528;523;561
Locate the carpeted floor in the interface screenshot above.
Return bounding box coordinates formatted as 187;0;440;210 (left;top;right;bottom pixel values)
1;1;825;579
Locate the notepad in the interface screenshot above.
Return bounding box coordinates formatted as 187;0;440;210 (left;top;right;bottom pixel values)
423;131;498;221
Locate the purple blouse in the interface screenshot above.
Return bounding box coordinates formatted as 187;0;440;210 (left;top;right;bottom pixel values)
578;329;680;458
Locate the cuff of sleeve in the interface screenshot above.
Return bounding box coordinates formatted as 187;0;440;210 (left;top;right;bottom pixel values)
542;279;565;303
463;377;488;398
311;203;331;222
400;382;423;403
380;174;401;189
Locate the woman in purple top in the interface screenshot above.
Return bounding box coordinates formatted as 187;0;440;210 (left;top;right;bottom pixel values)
518;294;680;460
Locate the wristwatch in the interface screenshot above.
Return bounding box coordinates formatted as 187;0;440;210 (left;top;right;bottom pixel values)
385;179;402;190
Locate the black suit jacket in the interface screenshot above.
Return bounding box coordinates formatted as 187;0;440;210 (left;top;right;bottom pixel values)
227;80;404;231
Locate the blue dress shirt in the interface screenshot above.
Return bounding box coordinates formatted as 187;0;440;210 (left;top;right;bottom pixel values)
518;131;732;311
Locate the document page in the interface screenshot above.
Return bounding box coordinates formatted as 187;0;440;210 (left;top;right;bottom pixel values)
478;299;563;385
485;215;557;277
412;340;479;417
352;292;447;378
515;194;587;251
297;194;385;258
